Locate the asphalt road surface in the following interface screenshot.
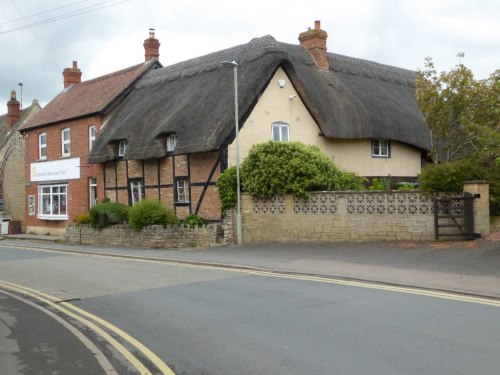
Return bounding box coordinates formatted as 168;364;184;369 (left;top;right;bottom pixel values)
1;242;499;374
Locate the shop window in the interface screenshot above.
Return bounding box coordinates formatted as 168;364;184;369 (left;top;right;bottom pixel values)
37;184;68;220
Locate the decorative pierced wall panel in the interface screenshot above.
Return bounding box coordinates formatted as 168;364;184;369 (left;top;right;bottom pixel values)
293;194;338;214
435;192;465;215
252;196;285;214
346;192;435;215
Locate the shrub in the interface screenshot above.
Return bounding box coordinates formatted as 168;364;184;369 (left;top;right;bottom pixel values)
217;166;237;210
419;159;500;215
336;171;365;191
182;214;206;227
397;182;418;190
241;141;363;199
89;201;129;231
419;159;482;192
368;178;390;191
128;199;177;231
73;213;90;224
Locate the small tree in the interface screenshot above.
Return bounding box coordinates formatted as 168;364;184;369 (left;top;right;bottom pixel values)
416;57;499;164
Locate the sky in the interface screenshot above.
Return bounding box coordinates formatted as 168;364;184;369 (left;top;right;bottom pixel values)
0;0;499;109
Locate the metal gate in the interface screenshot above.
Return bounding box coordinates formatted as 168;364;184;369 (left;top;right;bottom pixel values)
434;192;479;240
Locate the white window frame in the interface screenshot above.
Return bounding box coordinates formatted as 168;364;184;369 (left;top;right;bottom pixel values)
272;122;290;142
176;179;189;203
37;184;68;220
61;128;71;157
130;179;144;205
118;140;127;157
89;177;97;208
89;126;96;151
372;139;390;158
39;132;47;160
167;134;177;152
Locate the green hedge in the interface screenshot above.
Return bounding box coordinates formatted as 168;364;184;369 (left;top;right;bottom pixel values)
128;199;177;231
89;201;129;231
241;141;363;199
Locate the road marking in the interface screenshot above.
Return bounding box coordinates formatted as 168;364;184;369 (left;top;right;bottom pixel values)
0;288;118;374
0;280;175;375
242;270;500;307
2;242;500;308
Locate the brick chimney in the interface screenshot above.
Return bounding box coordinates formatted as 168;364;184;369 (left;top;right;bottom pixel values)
298;20;329;70
7;90;21;129
143;28;160;62
63;61;82;88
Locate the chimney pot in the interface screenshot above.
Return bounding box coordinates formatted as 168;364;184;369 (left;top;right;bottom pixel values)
63;60;82;88
298;20;329;70
7;89;21;129
144;28;160;62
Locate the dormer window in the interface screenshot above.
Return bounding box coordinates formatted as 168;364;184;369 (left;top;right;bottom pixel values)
118;140;127;157
167;134;177;152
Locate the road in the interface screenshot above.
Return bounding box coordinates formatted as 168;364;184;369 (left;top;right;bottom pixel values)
0;241;499;374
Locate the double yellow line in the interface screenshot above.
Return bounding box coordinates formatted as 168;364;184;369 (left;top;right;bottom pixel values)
241;271;500;308
2;242;500;308
0;280;175;375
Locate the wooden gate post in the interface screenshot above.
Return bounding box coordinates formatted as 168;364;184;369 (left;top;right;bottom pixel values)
463;181;490;237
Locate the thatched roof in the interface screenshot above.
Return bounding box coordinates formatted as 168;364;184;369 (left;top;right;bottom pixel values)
88;35;430;163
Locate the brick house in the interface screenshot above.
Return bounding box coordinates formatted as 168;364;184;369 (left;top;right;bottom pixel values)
20;31;162;235
88;21;430;221
0;91;41;232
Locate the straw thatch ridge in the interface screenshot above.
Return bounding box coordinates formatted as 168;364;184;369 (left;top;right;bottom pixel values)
88;35;430;164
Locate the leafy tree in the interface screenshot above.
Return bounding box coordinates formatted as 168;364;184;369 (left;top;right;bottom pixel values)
417;56;499;214
240;141;363;199
416;56;499;164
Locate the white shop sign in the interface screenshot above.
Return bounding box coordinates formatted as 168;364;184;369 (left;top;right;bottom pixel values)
30;157;80;182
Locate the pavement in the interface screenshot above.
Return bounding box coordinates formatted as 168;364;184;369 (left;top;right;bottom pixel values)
2;232;499;299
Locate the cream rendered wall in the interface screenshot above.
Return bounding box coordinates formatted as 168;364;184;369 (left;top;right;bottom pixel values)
228;68;422;177
329;139;422;177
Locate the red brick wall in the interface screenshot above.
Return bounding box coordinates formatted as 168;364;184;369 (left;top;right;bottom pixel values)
24;115;103;233
103;151;222;221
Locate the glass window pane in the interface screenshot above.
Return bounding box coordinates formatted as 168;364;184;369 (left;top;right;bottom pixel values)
281;126;289;141
272;126;280;141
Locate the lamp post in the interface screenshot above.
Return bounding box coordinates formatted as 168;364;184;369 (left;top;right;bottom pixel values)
220;60;242;245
